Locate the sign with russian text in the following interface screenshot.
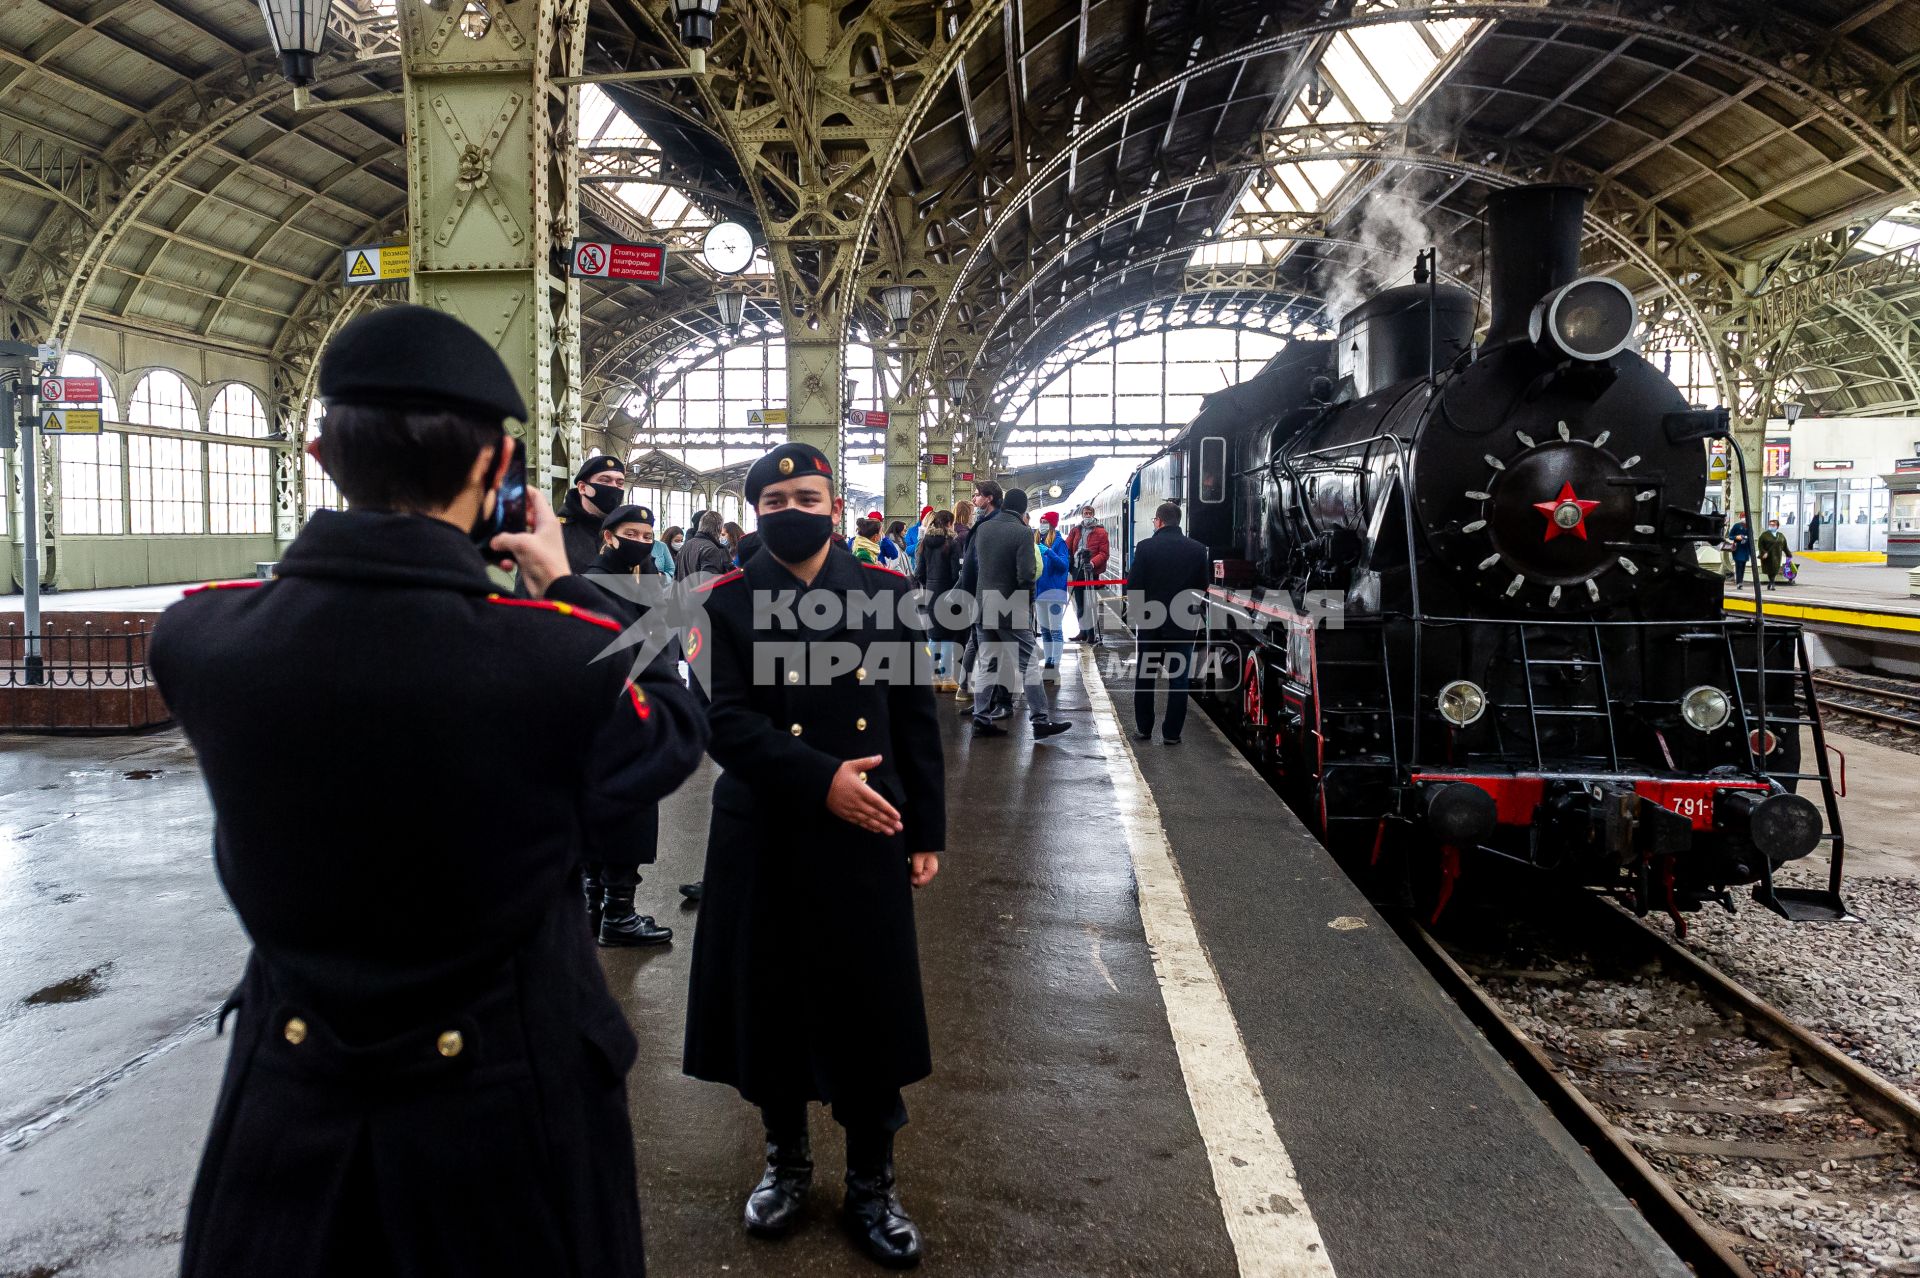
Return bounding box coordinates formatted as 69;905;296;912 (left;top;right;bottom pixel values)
39;377;101;404
747;407;787;426
928;453;949;466
843;409;888;428
569;238;666;283
42;407;101;434
343;243;410;285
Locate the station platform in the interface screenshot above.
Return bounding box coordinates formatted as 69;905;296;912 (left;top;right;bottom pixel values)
1722;560;1920;672
0;648;1687;1277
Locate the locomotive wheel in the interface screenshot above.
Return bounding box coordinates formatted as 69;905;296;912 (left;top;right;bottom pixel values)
1242;651;1279;774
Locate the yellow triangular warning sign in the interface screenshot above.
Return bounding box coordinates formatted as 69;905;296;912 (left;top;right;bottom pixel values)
347;250;376;279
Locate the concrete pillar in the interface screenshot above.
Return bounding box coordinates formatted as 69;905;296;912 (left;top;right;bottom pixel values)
397;0;586;498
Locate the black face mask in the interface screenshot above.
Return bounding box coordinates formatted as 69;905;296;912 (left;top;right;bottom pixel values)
608;538;658;572
587;482;623;513
758;508;834;563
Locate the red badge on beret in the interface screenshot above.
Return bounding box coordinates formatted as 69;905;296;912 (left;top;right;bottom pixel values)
815;457;830;473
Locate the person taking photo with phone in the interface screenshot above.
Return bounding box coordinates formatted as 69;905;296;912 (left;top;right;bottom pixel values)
149;304;707;1278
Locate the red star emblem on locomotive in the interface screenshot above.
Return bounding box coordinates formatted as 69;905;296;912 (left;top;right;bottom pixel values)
1533;482;1601;542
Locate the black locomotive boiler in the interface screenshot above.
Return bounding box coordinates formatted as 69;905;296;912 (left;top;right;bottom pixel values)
1093;184;1847;928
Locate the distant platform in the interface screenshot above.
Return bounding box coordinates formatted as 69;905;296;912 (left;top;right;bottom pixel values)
0;583;197;613
1723;561;1920;673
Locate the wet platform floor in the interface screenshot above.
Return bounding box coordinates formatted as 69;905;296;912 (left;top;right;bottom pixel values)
1;649;1686;1277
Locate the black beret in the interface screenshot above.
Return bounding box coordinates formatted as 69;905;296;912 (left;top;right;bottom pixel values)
576;455;625;485
318;304;528;424
744;442;834;504
1002;487;1029;515
600;503;655;531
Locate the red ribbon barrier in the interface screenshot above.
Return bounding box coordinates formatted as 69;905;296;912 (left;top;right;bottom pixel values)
1067;578;1127;587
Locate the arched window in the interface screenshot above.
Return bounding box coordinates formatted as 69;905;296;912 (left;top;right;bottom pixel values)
57;353;123;535
127;370;204;534
208;384;271;534
303;400;341;513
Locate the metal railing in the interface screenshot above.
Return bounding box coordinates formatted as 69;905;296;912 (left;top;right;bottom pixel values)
1;621;153;688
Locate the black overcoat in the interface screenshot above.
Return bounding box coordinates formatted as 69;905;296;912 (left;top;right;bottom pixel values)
149;511;706;1278
913;532;966;642
682;545;946;1106
1127;524;1211;640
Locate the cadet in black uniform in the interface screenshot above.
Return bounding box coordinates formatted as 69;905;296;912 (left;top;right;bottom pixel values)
150;304;706;1278
560;454;629;572
580;502;674;947
683;442;946;1269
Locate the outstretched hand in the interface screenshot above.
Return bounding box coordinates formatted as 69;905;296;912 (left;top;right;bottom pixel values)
490;489;570;598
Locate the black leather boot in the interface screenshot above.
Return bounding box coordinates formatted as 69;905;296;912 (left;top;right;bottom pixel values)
582;870;604;933
597;886;672;947
743;1130;813;1237
842;1156;922;1268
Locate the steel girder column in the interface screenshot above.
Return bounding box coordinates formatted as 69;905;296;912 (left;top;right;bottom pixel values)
924;411;953;515
785;331;840;458
881;390;923;529
397;0;586;495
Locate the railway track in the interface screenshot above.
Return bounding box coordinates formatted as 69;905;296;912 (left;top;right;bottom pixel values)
1812;672;1920;735
1405;897;1920;1278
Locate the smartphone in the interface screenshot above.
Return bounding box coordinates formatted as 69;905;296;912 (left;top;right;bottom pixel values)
488;436;529;541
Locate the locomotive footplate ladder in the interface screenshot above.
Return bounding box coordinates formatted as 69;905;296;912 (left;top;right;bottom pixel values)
1725;623;1850;921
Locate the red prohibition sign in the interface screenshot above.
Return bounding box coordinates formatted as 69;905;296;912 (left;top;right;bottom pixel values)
575;243;606;274
41;378;64;402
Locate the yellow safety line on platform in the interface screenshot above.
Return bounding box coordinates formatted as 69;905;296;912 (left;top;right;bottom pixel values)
1797;550;1886;564
1724;596;1920;632
1077;653;1339;1277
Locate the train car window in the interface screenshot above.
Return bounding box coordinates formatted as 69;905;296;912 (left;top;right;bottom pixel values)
1199;436;1226;504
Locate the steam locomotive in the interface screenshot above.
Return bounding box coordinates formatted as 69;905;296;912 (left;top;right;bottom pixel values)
1091;184;1847;927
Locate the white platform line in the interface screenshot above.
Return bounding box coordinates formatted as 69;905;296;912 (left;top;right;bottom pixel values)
1078;655;1339;1278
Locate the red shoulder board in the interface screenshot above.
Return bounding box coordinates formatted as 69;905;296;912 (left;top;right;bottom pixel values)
862;562;908;578
692;568;744;593
484;593;622;633
183;578;267;596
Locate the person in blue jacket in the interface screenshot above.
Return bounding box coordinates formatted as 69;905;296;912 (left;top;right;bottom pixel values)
1035;512;1072;669
1727;510;1754;586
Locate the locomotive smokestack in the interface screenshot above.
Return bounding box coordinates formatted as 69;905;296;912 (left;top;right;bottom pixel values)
1483;184;1588;346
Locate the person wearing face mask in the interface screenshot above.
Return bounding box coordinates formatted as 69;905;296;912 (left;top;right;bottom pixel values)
148;305;707;1278
579;504;676;947
559;454;630;573
1758;517;1794;588
675;509;734;580
684;441;945;1269
664;525;686;559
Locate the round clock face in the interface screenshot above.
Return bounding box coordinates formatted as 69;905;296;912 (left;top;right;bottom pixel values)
702;221;755;275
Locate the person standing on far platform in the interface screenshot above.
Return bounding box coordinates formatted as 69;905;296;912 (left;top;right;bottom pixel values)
1805;508;1824;551
150;304;706;1278
1728;510;1754;586
559;454;629;572
962;487;1072;739
1066;503;1109;643
683;441;946;1269
1128;501;1210;745
677;509;733;579
1758;518;1794;588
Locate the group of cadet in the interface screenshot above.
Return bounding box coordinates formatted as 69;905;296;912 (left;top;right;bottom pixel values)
149;303;1214;1278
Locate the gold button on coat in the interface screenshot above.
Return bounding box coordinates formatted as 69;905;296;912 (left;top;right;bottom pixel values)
786;670;800;684
436;1030;464;1058
283;1017;308;1045
855;667;868;680
790;723;803;736
856;717;868;731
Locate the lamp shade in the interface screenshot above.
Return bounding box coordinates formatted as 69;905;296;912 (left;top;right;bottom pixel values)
716;290;746;332
257;0;330;86
945;376;974;403
1781;401;1804;425
880;285;916;325
674;0;721;48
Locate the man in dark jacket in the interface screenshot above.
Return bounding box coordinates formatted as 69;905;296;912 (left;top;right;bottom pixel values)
1127;500;1210;744
149;305;706;1278
580;503;677;946
559;454;629;572
684;441;945;1268
959;487;1071;740
675;508;733;579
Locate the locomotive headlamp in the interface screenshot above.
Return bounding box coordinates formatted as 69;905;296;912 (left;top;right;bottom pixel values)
1528;275;1637;362
1680;685;1732;733
1436;680;1488;727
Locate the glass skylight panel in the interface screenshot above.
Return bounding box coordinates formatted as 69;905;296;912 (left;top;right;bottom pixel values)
1858;210;1920;254
580;85;712;231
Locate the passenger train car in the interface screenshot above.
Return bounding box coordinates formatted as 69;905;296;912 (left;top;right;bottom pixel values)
1086;184;1847;928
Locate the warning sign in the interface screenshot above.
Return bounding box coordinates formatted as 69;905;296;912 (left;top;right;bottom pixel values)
42;408;101;435
39;377;101;404
569;238;666;284
746;407;788;426
843;409;889;428
342;243;410;285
